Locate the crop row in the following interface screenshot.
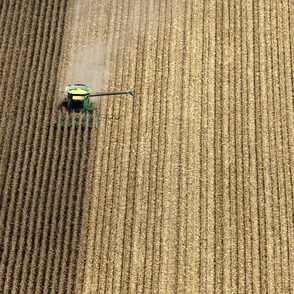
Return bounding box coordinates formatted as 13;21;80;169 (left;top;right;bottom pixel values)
0;1;97;293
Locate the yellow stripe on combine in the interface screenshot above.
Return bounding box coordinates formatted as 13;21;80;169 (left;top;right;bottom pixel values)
72;96;84;100
68;88;88;94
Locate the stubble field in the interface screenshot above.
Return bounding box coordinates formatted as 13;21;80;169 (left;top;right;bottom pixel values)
0;1;294;293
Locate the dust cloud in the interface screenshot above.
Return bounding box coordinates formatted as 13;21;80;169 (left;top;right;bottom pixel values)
62;41;108;93
57;0;110;99
58;0;158;101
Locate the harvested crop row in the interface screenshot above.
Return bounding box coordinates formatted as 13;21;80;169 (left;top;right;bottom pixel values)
70;0;198;293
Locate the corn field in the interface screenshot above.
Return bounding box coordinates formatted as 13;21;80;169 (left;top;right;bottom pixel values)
0;0;294;293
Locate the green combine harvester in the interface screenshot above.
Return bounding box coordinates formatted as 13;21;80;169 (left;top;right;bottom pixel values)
59;84;135;128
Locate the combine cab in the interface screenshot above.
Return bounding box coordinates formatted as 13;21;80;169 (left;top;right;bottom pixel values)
59;83;135;128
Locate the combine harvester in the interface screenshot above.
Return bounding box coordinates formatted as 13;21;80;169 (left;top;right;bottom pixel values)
59;83;135;128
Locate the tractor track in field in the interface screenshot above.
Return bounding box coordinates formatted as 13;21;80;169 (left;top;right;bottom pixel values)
1;0;294;293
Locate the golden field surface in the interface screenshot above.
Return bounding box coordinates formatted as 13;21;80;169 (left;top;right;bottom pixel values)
0;0;294;293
